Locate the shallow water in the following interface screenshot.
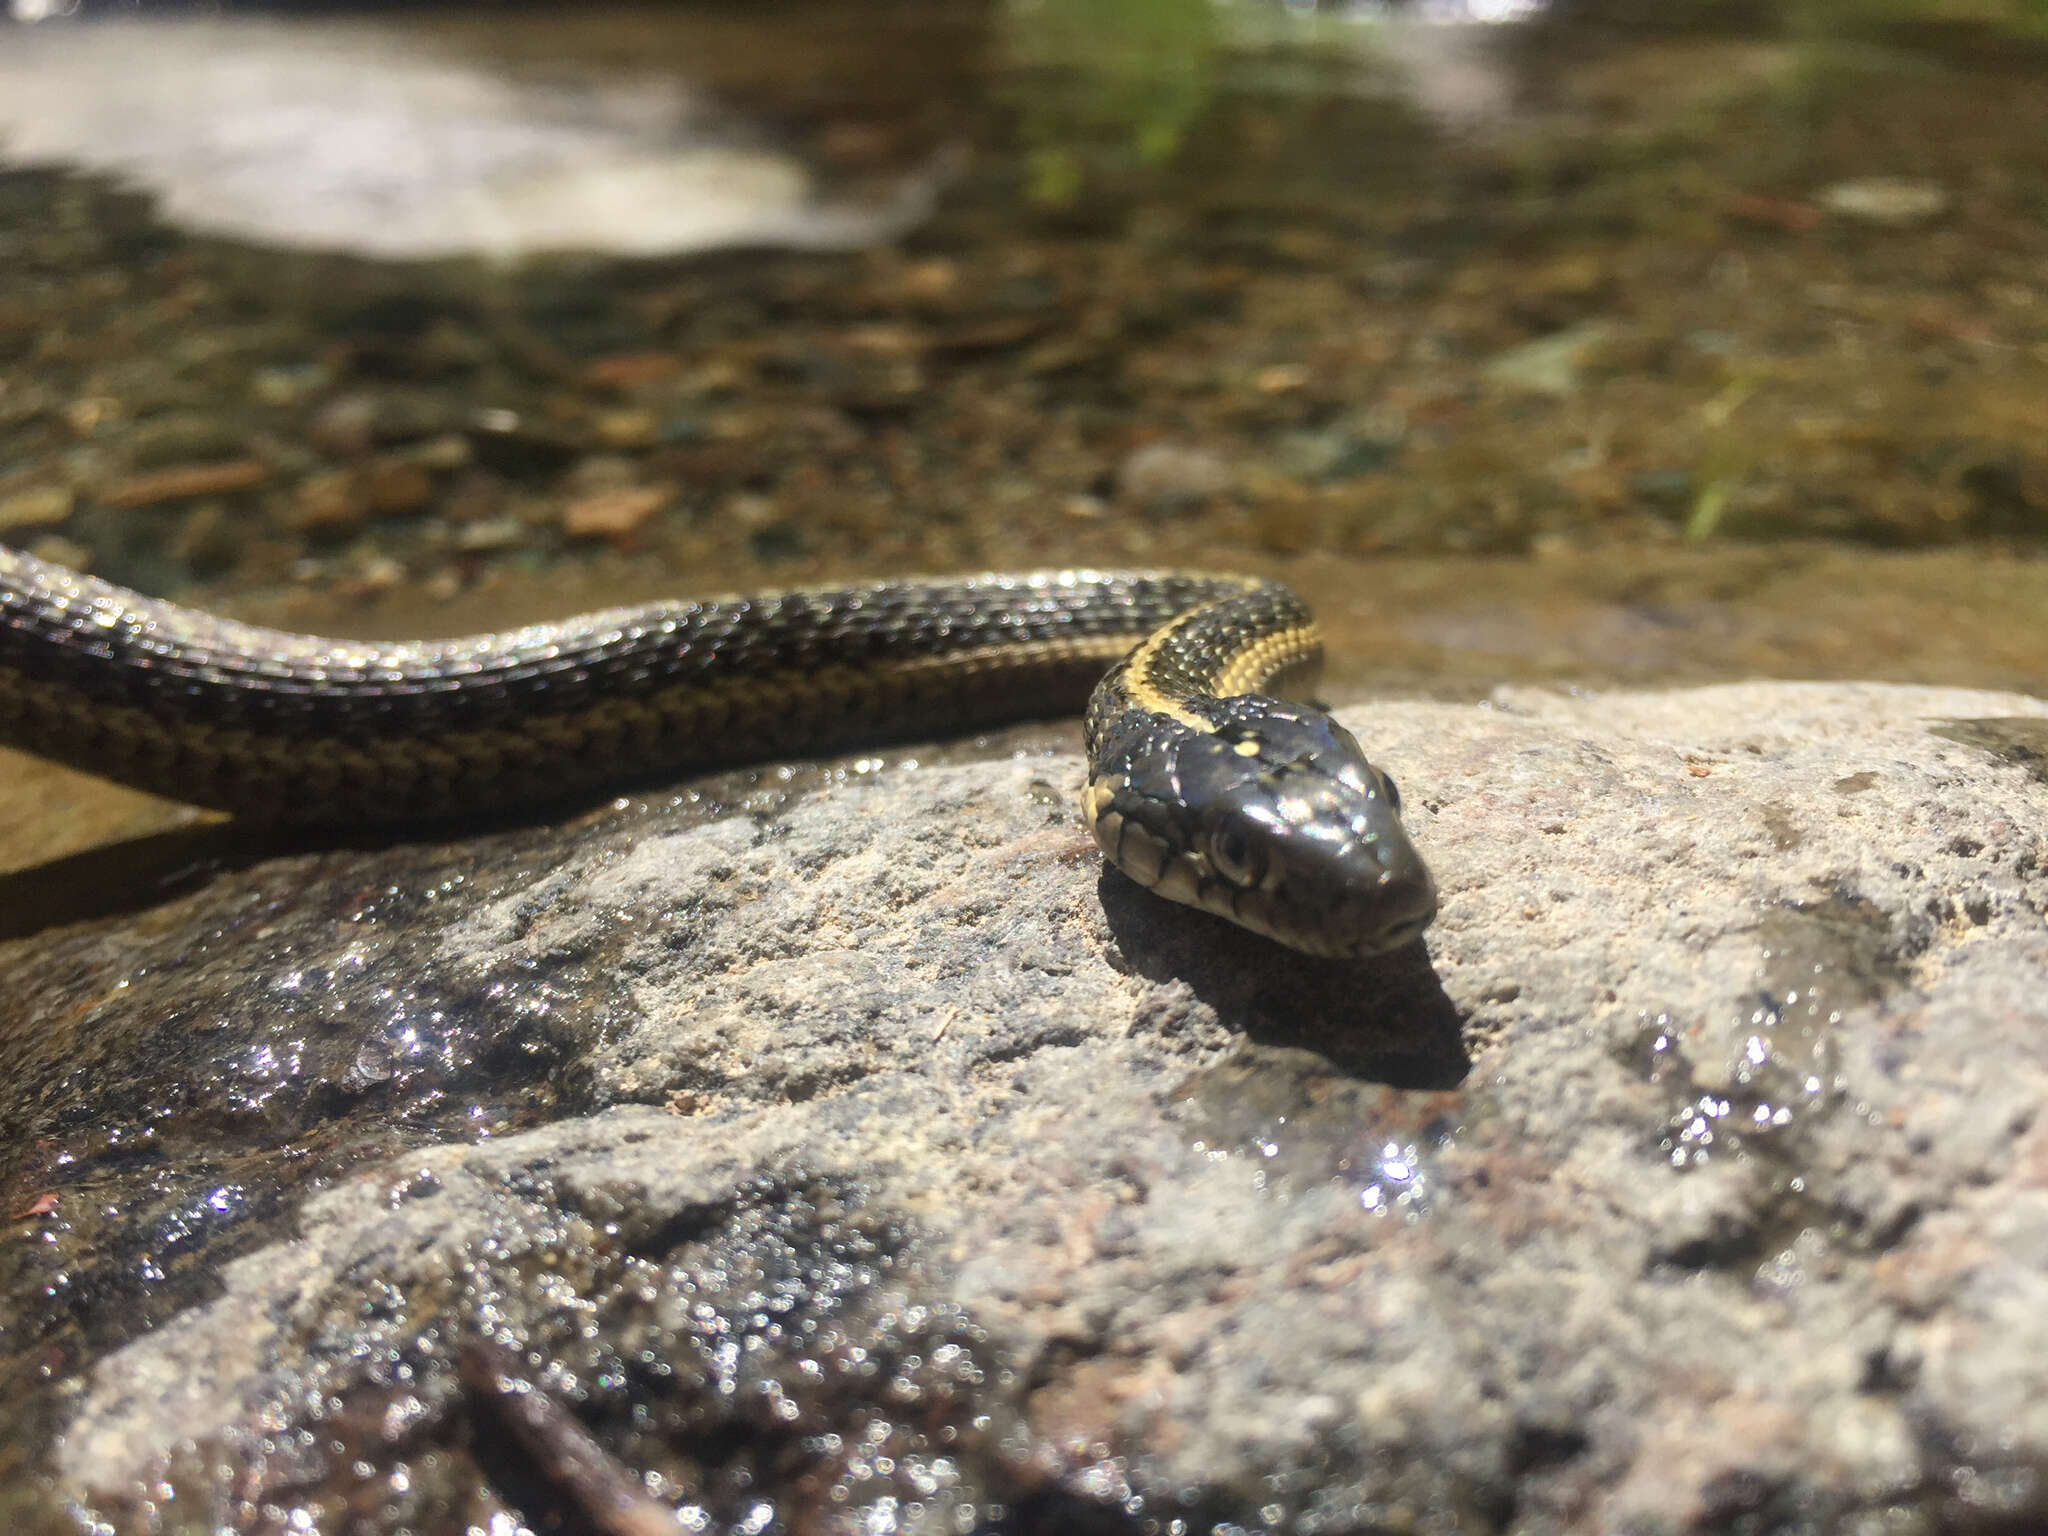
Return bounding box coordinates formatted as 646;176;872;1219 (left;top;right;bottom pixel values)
2;1;2044;866
2;0;2046;1526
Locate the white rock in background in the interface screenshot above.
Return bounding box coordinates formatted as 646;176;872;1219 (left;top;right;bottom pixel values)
0;20;946;259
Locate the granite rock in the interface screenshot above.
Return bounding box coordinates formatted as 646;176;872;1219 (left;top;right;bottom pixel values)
10;683;2048;1535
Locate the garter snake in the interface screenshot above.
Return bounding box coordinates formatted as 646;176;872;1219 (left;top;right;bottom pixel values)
0;542;1435;956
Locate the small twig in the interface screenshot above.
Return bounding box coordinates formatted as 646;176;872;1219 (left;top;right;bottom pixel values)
459;1338;682;1536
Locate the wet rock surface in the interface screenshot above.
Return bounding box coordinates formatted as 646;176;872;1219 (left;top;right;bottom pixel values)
2;682;2045;1533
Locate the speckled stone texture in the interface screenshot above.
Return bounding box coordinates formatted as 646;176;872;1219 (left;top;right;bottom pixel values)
32;684;2048;1534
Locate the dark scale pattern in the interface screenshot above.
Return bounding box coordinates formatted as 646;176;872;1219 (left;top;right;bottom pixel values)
1081;580;1307;746
1139;579;1315;713
1;552;1241;731
0;543;1246;821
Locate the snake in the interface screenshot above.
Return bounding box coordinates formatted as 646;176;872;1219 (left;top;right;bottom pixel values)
0;542;1436;957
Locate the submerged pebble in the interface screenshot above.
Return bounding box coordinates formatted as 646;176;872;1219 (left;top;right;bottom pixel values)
1819;176;1949;225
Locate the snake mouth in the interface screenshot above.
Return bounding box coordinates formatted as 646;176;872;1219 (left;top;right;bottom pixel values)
1245;859;1438;960
1339;866;1440;958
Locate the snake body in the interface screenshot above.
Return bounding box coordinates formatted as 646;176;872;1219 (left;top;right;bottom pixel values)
0;543;1435;956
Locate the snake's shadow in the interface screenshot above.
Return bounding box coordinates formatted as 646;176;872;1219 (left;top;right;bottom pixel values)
1096;869;1468;1090
0;824;271;940
0;794;634;941
0;814;532;942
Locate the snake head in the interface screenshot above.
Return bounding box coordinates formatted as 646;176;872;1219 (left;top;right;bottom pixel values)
1083;698;1437;959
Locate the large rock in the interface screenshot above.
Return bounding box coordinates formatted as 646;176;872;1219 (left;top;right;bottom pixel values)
9;683;2048;1534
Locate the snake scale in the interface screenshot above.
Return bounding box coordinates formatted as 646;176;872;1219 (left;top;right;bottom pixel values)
0;542;1435;956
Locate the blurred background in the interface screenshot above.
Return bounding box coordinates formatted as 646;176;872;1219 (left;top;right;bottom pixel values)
1;0;2045;859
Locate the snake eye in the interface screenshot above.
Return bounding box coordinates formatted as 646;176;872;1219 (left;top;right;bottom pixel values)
1208;816;1266;888
1379;772;1402;813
